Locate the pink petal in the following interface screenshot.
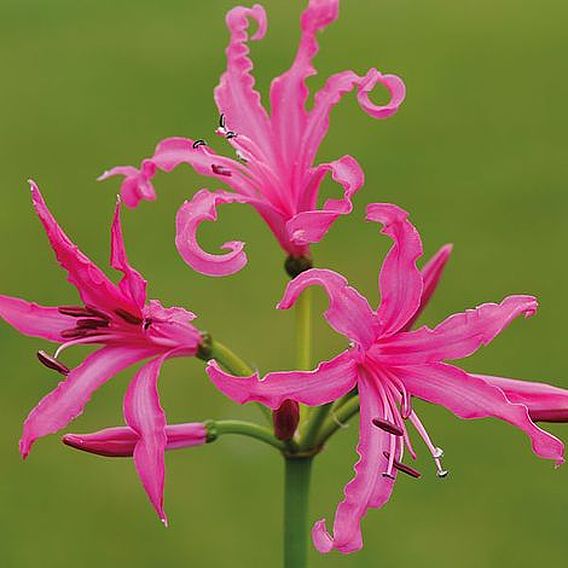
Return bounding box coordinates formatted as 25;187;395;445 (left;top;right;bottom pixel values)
214;5;273;155
278;269;378;348
367;203;424;337
313;370;396;554
124;355;171;525
206;350;358;409
20;346;153;458
269;0;339;167
0;295;72;342
175;189;249;277
379;295;538;364
98;163;157;208
395;363;564;465
474;374;568;423
110;198;147;308
63;422;207;457
403;244;453;331
300;68;405;170
29;181;135;313
286;155;364;247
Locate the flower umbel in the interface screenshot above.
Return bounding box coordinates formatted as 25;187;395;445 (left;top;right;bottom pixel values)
0;182;202;524
99;0;405;276
207;203;565;553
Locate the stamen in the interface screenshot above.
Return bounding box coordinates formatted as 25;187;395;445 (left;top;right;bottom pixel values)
58;305;92;317
225;131;237;140
219;113;226;129
211;164;232;177
192;139;207;149
114;309;143;325
143;319;152;331
436;469;450;479
85;305;112;320
372;417;403;436
381;472;396;480
76;318;110;329
61;328;91;339
383;452;422;479
236;151;248;164
408;411;449;477
36;350;70;375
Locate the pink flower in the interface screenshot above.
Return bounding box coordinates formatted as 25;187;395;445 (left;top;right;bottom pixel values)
63;422;207;457
0;181;202;524
99;0;405;276
207;202;565;554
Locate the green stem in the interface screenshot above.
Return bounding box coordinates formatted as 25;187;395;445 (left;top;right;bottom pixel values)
206;419;288;452
316;396;360;447
198;338;271;422
284;457;313;568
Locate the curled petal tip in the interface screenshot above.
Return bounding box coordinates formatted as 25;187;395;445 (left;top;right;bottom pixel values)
160;516;169;528
312;519;334;553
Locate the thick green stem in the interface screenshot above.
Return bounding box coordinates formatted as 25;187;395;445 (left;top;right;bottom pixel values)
206;420;288;452
198;338;271;422
284;457;313;568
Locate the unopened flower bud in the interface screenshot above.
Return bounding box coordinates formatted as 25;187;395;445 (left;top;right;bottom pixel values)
273;399;300;441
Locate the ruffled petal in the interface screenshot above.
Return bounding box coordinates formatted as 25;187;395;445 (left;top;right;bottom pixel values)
474;374;568;423
269;0;339;166
110;198;147;308
206;350;357;409
286;155;364;247
300;68;405;169
0;295;73;342
63;422;207;457
403;244;453;331
124;355;171;525
313;370;396;554
29;181;135;313
175;189;249;277
97;163;157;208
379;295;538;364
278;268;377;348
367;203;423;337
99;138;257;207
20;346;153;458
214;5;273;154
395;363;564;465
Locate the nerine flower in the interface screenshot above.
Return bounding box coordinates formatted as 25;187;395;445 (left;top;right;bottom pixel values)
0;182;202;524
99;0;405;276
207;203;565;553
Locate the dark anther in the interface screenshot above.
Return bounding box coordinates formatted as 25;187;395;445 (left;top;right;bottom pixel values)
211;164;232;177
37;350;70;376
225;130;237;140
143;319;152;331
76;318;110;330
61;328;91;339
383;451;422;479
192;139;207;149
284;255;313;279
219;113;226;129
372;418;404;437
114;309;143;325
58;305;92;317
84;305;112;320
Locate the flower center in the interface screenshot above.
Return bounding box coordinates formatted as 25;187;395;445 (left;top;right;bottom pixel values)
371;367;449;480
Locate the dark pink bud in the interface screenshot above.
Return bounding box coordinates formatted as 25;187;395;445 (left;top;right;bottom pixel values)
273;400;300;441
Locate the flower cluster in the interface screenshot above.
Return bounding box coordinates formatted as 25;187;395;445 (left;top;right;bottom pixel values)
2;0;567;560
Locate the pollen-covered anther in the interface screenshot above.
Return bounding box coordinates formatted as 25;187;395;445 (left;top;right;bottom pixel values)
371;417;403;436
383;452;422;479
192;139;207;149
36;350;70;376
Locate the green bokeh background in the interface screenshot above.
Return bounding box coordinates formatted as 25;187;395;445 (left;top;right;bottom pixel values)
1;0;567;566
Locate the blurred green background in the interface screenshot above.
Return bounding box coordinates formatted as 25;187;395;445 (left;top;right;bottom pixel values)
1;0;567;566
